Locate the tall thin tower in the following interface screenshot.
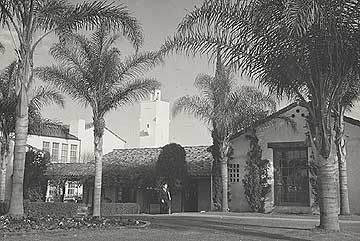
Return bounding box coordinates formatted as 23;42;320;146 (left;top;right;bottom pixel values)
139;89;170;148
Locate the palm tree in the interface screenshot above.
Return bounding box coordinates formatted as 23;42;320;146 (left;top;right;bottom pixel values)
333;77;360;216
0;0;143;217
162;0;360;231
36;26;161;217
172;55;275;212
0;62;64;203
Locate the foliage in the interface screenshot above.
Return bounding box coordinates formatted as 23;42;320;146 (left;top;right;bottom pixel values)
36;26;162;116
242;131;271;213
156;143;187;193
172;58;275;211
164;0;360;229
0;62;64;148
0;214;145;233
23;147;50;202
0;0;146;217
37;24;161;217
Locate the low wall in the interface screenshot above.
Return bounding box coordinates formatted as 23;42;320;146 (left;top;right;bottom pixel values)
101;203;140;216
24;202;140;217
24;201;83;217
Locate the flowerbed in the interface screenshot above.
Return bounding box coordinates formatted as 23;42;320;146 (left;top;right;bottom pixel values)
0;215;146;233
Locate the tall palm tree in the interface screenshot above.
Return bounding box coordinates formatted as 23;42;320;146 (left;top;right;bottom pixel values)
36;26;161;217
162;0;360;231
0;0;143;217
0;62;64;203
172;55;275;212
333;77;360;216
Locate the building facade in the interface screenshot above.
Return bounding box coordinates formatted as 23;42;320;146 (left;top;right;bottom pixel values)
139;89;170;148
69;119;127;162
229;103;360;214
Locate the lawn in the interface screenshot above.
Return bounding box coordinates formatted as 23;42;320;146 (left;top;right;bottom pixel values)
2;214;360;241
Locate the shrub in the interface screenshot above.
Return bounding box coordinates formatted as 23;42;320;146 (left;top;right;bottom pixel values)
242;132;271;213
156;143;187;192
0;215;145;233
24;202;80;217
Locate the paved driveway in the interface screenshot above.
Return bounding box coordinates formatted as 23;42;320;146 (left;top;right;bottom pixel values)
3;213;360;241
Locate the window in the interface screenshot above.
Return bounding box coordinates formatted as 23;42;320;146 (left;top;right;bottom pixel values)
52;142;59;161
42;141;50;153
67;182;78;196
70;144;77;162
273;148;309;206
61;144;68;163
228;163;240;183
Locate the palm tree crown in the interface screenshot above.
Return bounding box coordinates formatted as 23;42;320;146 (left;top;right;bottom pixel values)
173;58;275;211
163;0;360;231
37;26;161;118
37;25;161;217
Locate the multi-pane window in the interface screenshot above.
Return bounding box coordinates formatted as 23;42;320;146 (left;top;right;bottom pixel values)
67;182;78;196
52;142;59;161
70;144;77;162
273;148;309;206
228;163;240;183
42;141;50;153
61;144;68;163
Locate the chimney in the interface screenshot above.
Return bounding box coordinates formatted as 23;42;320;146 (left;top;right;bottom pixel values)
69;119;86;139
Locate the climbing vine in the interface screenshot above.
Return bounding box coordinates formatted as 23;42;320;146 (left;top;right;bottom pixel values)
242;130;271;213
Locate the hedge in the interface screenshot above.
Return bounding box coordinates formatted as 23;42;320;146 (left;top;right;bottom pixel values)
23;202;140;217
24;201;82;217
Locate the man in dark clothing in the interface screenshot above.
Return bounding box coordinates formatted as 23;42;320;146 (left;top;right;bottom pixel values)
160;183;172;214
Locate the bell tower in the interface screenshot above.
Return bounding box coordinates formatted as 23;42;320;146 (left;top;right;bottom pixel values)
139;89;170;148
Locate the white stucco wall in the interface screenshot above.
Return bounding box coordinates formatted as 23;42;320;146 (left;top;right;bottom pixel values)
230;104;360;214
139;100;170;148
80;127;126;158
230;105;310;212
27;134;81;163
343;121;360;214
69;119;126;162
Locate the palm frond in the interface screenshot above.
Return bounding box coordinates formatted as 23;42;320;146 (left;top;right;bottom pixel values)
29;85;65;111
103;78;161;114
35;65;93;107
0;41;4;54
172;95;213;125
118;51;164;81
37;0;144;50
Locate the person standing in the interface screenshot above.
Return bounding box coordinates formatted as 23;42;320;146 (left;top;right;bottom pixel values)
160;183;172;214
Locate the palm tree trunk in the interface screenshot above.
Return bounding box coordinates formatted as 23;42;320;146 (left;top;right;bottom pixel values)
8;101;29;216
220;159;228;212
92;117;105;217
334;107;350;215
0;146;9;202
210;129;222;210
219;140;230;212
318;151;340;231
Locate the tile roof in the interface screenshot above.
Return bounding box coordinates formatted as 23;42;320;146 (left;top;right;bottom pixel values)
45;163;95;177
29;124;79;140
45;146;213;178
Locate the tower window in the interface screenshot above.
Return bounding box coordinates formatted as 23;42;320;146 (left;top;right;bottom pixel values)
146;124;150;128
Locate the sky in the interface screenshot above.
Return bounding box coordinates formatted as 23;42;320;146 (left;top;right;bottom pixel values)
2;0;360;148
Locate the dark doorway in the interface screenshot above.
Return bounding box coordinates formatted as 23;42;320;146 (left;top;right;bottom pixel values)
273;147;310;206
184;181;198;211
